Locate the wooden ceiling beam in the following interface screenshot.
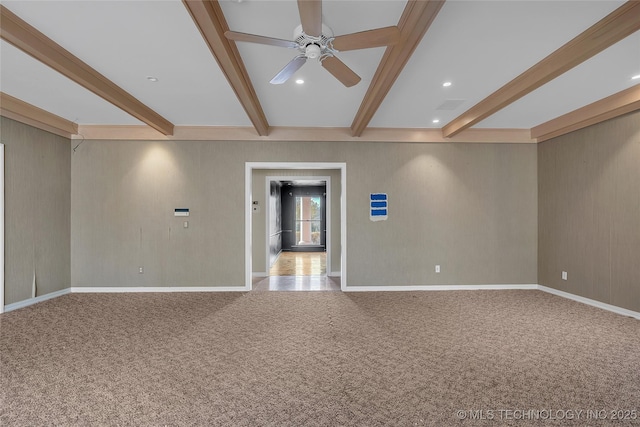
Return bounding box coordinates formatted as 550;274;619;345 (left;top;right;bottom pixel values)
1;92;78;138
532;83;640;142
182;0;269;136
443;1;640;138
350;0;445;137
0;5;174;136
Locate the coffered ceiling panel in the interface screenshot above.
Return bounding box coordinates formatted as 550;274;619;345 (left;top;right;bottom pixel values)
0;40;144;125
368;0;627;129
477;31;640;129
1;0;251;126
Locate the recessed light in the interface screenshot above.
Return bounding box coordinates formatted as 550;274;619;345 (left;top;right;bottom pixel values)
295;79;304;84
442;81;452;87
146;76;158;82
632;74;640;80
432;119;440;124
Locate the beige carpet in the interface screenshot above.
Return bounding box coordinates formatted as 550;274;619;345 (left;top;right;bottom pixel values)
1;290;639;426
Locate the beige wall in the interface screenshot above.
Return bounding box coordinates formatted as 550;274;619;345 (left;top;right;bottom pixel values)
251;169;342;275
538;110;640;312
8;111;640;307
345;142;537;286
1;117;71;305
71;139;537;288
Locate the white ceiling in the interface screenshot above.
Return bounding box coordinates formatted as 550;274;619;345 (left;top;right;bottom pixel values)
1;0;638;133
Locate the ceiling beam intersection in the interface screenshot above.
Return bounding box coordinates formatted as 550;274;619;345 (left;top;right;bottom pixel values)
1;92;78;138
532;83;640;142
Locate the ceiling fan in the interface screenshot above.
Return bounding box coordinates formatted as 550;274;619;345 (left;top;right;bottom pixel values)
224;0;400;87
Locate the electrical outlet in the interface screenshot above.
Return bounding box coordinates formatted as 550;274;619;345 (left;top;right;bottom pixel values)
184;221;189;228
139;267;144;274
562;271;567;280
435;265;441;273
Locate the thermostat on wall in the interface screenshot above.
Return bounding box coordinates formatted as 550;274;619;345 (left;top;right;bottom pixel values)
174;208;190;217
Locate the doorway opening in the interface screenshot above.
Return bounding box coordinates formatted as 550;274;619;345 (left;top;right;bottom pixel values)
245;163;346;291
264;178;329;288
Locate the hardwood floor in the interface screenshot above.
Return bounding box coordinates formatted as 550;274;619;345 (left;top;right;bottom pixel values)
268;251;326;276
252;275;341;292
254;251;340;291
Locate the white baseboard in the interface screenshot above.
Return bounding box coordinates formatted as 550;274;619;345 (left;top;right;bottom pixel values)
4;284;639;321
252;272;268;278
70;286;248;293
3;288;71;313
329;271;341;277
343;284;539;292
538;285;640;320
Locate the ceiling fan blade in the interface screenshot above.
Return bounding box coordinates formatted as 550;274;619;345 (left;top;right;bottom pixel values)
225;31;299;49
332;26;401;52
321;56;361;87
270;56;307;85
297;0;322;37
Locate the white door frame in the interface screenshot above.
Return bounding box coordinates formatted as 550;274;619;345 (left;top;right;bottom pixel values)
1;144;5;313
245;162;346;291
265;175;331;274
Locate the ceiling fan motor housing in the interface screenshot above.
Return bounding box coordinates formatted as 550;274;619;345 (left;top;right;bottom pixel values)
293;24;335;59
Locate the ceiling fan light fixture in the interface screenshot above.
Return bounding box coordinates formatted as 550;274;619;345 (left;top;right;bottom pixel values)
305;44;322;59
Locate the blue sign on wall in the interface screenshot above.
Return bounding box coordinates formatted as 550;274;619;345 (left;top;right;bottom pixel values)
370;193;388;221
